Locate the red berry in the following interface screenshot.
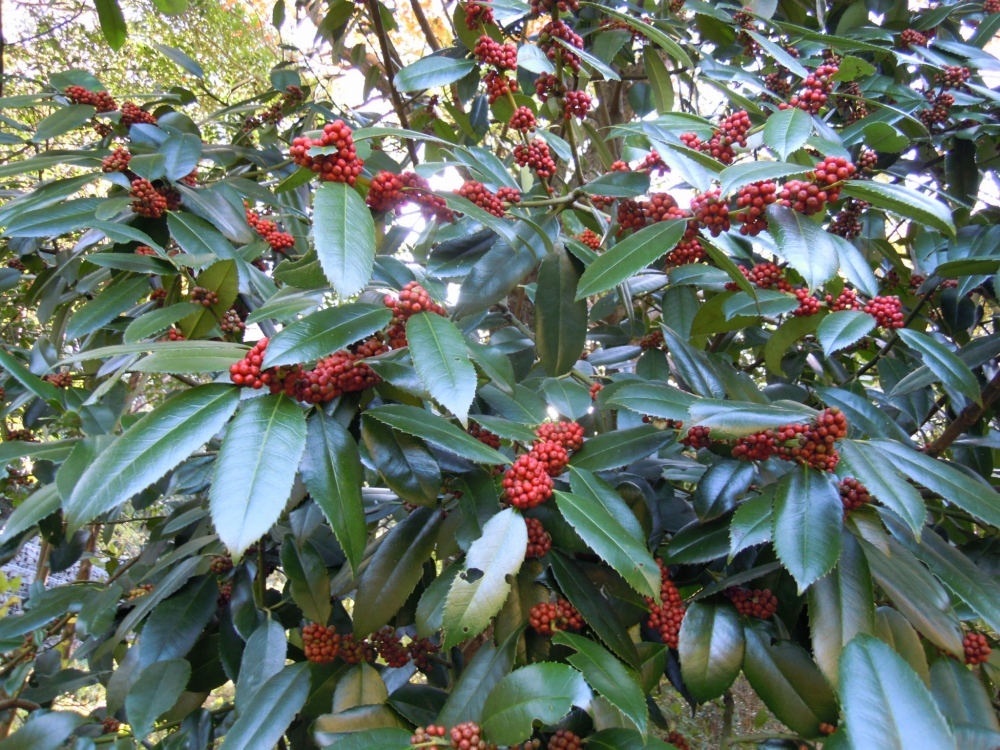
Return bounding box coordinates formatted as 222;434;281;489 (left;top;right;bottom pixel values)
120;101;157;127
525;517;552;559
577;229;601;250
534;421;585;452
101;148;131;173
838;477;871;514
508;106;537;133
290;120;364;186
529;598;583;635
456;180;505;218
964;632;991;665
464;0;494;29
863;295;904;329
690;189;730;236
727;587;778;619
302;623;341;664
366;171;406;212
372;626;411;668
129;178;168;218
474;36;517;70
513;140;557;179
900;28;928;50
734;180;777;236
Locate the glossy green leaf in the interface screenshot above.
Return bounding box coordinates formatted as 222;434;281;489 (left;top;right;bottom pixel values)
576;220;687;299
719;161;809;197
554;631;647;736
179;259;240;340
352;507;442;637
366;404;508;464
210;394;308;556
153;44;204;77
333;663;388;712
66;385;239;530
140;575;218;668
729;492;773;559
678;602;745;703
0;348;62;403
763;107;813;160
159;133;202;180
581;171;650;198
361;416;441;506
583;3;692;66
818;310;876;355
438;627;518;726
32;105;96;143
223;663;311;750
407;312;477;424
605;382;697;421
742;625;839;737
312;181;376;298
931;657;999;732
126;659;191;739
839;635;955;749
66;275;150;340
766;204;839;290
0;711;85;750
235;618;287;713
808;531;875;688
536;247;588;376
443;508;526;647
897;328;981;404
839;440;926;535
261;303;392;368
688;399;817;438
301;411;368;575
124;303;201;344
480;663;591;746
568;467;644;544
570;424;673;471
692;458;755;522
660;326;727;398
395;57;477;92
281;537;332;625
0;484;61;545
554;491;660;600
842;180;956;238
772;466;843;592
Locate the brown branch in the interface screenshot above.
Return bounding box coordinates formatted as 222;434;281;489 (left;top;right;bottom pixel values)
365;0;419;165
0;700;40;714
925;371;1000;458
408;0;441;51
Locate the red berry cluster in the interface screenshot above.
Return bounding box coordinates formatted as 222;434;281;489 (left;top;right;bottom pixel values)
468;422;501;450
190;286;219;307
496;186;521;205
782;64;839;114
5;429;37;442
610;160;630;172
209;554;234;575
457;181;505;218
935;65;971;90
149;287;167;306
539;20;584;72
372;626;411;667
514;140;557;179
290;120;364;185
858;149;877;173
535;420;585;452
411;725;447;745
101;148;131;173
640;329;665;350
810;156;856;201
534;73;563;102
732;408;847;471
6;258;24;271
43;372;73;389
838;477;871;514
464;0;494;29
525;517;552;559
229;339;276;389
920;92;954;127
964;632;991;665
589;382;603;400
502;453;554;509
339;634;376;665
475;36;517;70
986;0;1000;13
65;85;118;112
792;288;821;316
734;180;777;236
667;732;691;750
617;199;648;236
529;599;584;635
826;287;861;311
220;309;245;335
679;132;701;151
749;262;791;291
249;212;295;251
162;327;185;342
102;717;122;735
829;199;865;239
764;72;792;100
690;190;730;236
130;178;168;218
777;180;827;216
640;150;669;176
646;560;686;648
704;110;752;165
450;722;491;750
577;229;601;250
509;106;537;133
408;637;440;672
159;185;182;211
532;440;570;476
644;193;681;223
365;171;405;213
279;336;388;404
863;295;904;329
900;28;928;49
666;238;706;266
563;90;591;120
485;70;518;104
399;172;455;223
136;246;157;256
681;426;712;449
302;623;341;664
547;730;583;750
120;101;157;127
727;587;778;619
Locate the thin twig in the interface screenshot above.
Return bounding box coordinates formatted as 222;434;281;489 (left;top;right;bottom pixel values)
925;370;1000;458
365;0;419;165
0;700;39;714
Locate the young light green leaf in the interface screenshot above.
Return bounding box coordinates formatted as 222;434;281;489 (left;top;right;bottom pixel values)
210;394;307;557
443;508;527;648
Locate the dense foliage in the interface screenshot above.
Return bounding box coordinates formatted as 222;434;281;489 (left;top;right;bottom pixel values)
1;0;1000;747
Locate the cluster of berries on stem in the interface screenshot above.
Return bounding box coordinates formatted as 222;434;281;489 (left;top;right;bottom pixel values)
529;598;584;635
646;560;686;647
727;587;778;619
838;477;871;515
731;407;849;471
246;204;295;251
302;623;341;664
290;120;364;185
964;632;992;665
